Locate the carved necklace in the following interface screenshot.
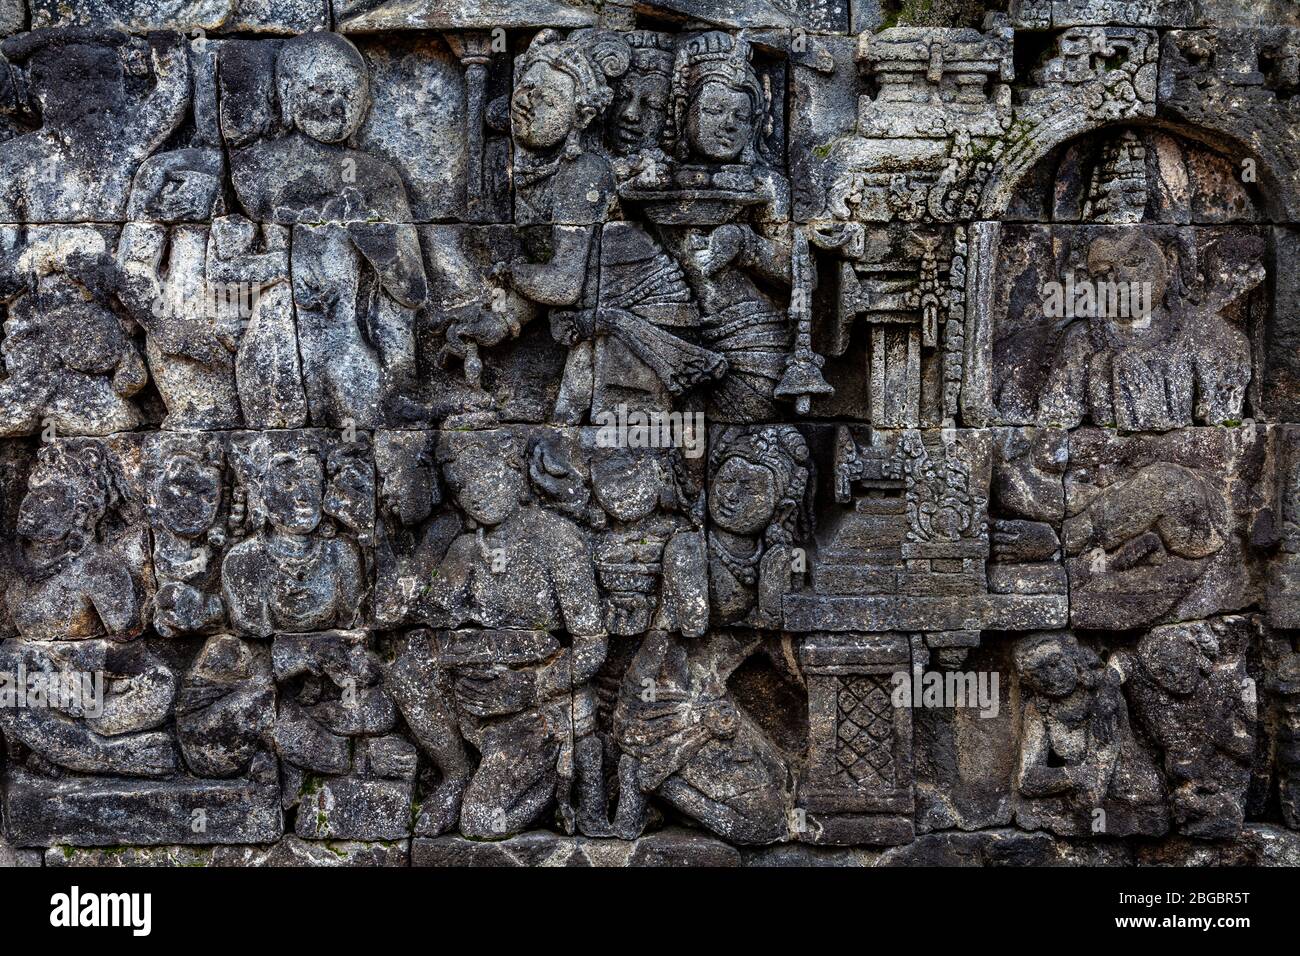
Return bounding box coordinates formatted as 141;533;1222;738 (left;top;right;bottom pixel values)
516;155;564;189
269;534;318;582
707;530;762;585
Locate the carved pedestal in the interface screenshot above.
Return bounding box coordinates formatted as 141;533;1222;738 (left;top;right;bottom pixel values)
798;633;913;846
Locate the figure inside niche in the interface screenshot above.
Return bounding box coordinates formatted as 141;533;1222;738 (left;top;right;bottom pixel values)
624;32;793;422
440;29;628;414
4;442;150;642
118;148;243;430
427;429;609;837
708;426;811;627
0;638;178;777
146;436;226;638
1036;232;1262;431
0;228;148;437
0;29;189;221
610;630;793;844
1012;632;1168;837
229;31;427;426
174;633;275;778
1112;621;1255;838
222;439;365;638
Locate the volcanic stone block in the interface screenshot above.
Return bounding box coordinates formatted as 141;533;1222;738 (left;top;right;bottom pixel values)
3;757;282;847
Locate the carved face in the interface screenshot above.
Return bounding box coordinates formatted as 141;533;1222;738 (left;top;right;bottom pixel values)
512;61;579;151
284;47;369;144
592;451;660;523
709;456;776;535
1138;631;1202;695
264;452;323;535
687;81;754;163
1018;640;1078;698
378;454;435;527
17;472;82;544
325;457;374;536
1086;234;1167;328
612;70;670;155
442;444;525;527
156;453;221;538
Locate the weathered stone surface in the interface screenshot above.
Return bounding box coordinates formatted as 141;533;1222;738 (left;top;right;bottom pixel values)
1134;823;1300;866
0;823;40;866
877;828;1133;866
0;3;1297;871
1158;27;1300;221
30;0;326;33
0;1;22;37
0;31;189;221
4;758;282;846
411;827;743;866
46;837;409;866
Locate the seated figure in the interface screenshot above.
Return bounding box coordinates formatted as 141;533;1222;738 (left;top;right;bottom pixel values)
1037;232;1261;432
222;438;365;638
5;441;150;641
1012;632;1168;837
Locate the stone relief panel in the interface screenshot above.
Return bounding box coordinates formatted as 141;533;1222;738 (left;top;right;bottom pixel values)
0;0;1297;869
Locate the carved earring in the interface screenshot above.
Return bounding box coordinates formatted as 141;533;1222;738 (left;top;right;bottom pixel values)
563;126;583;161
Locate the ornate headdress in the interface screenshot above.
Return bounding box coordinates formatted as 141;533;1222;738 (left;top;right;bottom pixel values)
624;30;675;78
517;28;631;158
666;31;768;163
711;425;812;544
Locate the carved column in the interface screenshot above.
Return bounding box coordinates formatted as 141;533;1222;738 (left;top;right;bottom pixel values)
798;632;914;845
443;32;493;221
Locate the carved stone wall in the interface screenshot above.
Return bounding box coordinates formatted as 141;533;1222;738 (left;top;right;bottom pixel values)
1;0;1299;867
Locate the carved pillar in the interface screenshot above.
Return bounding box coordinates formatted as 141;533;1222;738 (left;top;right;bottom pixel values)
443;32;493;221
798;632;914;845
